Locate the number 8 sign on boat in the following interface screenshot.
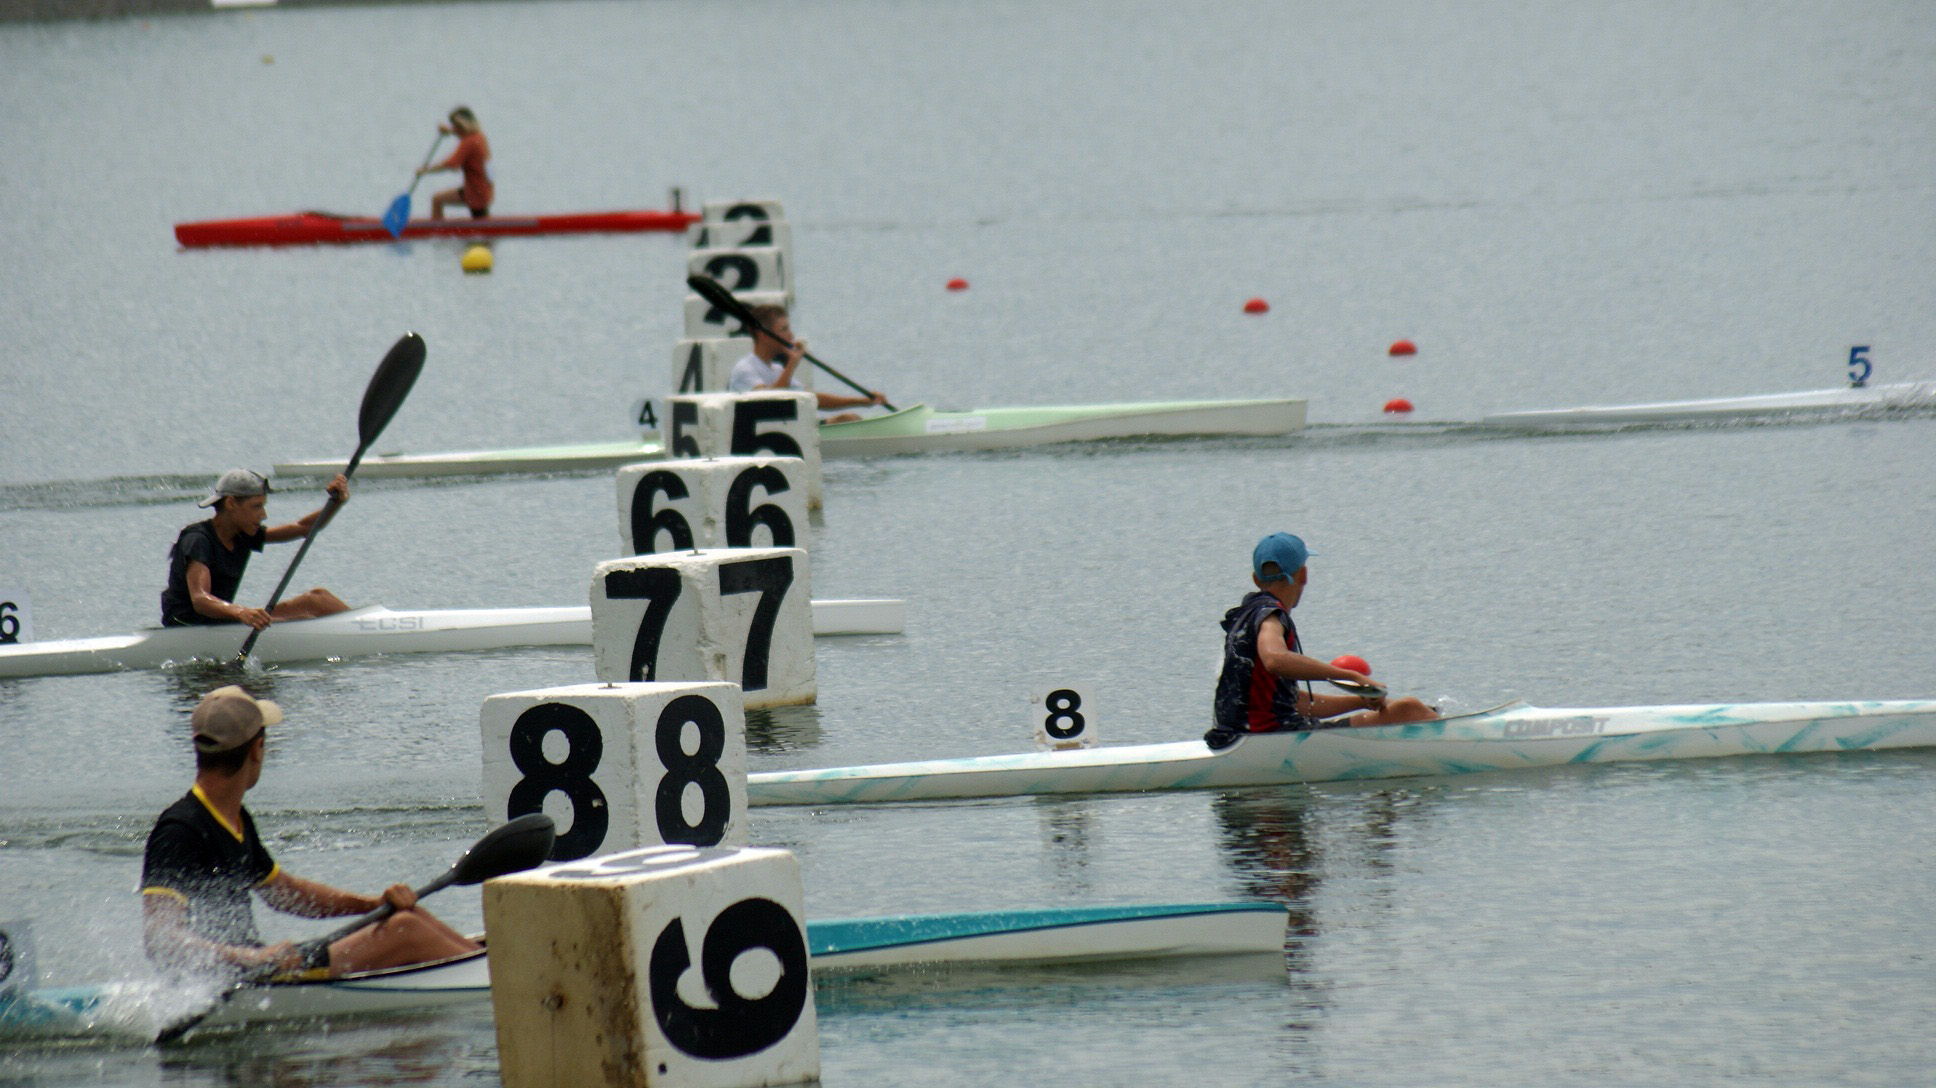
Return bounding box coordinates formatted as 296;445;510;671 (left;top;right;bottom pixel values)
1031;683;1098;749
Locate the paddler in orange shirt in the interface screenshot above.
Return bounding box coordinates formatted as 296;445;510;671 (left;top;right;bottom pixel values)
419;106;493;220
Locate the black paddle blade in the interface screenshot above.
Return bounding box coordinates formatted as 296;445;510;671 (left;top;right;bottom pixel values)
686;274;762;332
358;333;426;448
451;814;557;885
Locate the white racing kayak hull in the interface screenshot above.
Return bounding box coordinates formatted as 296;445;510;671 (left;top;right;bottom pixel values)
0;903;1284;1040
1483;381;1936;427
746;699;1936;805
0;600;905;679
272;398;1309;479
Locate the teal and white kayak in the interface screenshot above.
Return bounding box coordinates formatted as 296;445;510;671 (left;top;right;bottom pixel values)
1483;381;1936;427
272;398;1308;479
0;902;1284;1041
0;599;905;679
746;698;1936;806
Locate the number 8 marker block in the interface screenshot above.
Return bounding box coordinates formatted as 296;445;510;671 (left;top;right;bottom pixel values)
667;392;820;509
485;844;818;1088
481;682;749;864
591;547;816;709
617;457;808;557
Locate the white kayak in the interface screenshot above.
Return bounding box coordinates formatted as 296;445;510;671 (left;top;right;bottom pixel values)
0;600;905;679
0;902;1285;1041
272;398;1309;479
1483;381;1936;427
746;698;1936;806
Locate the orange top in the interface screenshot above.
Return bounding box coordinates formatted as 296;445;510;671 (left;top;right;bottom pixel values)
437;132;493;211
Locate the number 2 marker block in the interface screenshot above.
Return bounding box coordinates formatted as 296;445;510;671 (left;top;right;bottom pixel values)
591;547;816;709
480;682;749;864
667;392;820;509
486;844;819;1088
616;457;809;557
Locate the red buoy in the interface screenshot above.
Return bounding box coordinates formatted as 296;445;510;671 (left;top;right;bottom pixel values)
1383;398;1414;414
1389;339;1417;356
1331;654;1371;675
946;278;969;291
1243;298;1270;314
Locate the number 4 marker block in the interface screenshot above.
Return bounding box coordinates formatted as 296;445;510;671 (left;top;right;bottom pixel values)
670;337;755;396
486;844;819;1088
617;457;808;557
480;682;750;864
591;547;816;709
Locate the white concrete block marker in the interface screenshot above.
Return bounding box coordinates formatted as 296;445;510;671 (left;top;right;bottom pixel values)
684;289;790;340
617;457;808;556
486;844;818;1088
666;392;820;509
671;336;754;396
591;548;815;709
481;683;749;862
689;247;790;299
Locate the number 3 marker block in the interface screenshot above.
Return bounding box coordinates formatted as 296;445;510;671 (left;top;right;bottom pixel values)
591;547;816;709
486;844;818;1088
617;457;808;557
667;392;821;509
481;682;749;863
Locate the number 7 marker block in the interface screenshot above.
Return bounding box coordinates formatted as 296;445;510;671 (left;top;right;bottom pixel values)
591;547;816;709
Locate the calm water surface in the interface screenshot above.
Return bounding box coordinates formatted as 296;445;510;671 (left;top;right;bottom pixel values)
3;0;1935;1084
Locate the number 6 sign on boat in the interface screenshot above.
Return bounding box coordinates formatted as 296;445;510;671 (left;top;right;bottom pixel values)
590;547;816;709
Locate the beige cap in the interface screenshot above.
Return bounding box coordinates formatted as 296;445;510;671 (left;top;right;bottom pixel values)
191;685;283;754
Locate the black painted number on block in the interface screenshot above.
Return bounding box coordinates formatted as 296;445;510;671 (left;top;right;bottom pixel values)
654;694;732;846
1043;689;1086;740
730;400;803;458
704;253;760;295
649;898;808;1060
0;601;18;645
671;401;701;458
605;567;684;682
718;555;793;691
506;703;608;861
631;471;695;555
724;466;794;547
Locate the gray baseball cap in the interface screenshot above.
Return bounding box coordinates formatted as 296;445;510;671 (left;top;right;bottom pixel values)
197;468;272;508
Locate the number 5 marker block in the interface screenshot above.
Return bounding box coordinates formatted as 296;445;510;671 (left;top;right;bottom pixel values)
667;392;820;509
591;547;816;709
481;682;749;864
486;844;818;1088
617;457;809;557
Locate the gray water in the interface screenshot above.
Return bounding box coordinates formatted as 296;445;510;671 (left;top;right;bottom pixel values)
4;0;1936;1084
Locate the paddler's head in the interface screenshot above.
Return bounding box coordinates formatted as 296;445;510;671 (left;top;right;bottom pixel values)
746;304;793;361
199;468;271;534
1252;531;1313;606
191;684;282;778
447;106;479;135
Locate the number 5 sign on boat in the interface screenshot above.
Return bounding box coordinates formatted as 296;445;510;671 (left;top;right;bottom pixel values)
480;682;750;863
590;546;817;709
485;843;819;1088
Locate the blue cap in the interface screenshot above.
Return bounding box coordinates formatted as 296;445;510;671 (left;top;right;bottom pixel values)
1252;532;1313;581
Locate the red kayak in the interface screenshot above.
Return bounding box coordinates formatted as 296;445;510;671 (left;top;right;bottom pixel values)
174;208;701;248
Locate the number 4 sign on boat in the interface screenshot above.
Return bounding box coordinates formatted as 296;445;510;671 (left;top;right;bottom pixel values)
1031;684;1097;750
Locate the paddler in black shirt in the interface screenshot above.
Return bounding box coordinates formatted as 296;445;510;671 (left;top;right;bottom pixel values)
140;686;479;980
160;469;352;629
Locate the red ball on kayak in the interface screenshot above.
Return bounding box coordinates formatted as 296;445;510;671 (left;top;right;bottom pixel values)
1331;654;1371;675
1243;297;1270;314
946;277;969;291
1382;398;1414;414
1389;339;1417;356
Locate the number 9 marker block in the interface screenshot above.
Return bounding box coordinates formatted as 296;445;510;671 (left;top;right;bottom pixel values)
591;547;816;709
481;682;749;864
667;392;820;509
485;844;818;1088
617;457;808;557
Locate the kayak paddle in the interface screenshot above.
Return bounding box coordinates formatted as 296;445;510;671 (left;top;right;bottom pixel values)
1328;677;1388;700
686;273;896;411
236;333;426;662
381;134;446;239
155;813;556;1044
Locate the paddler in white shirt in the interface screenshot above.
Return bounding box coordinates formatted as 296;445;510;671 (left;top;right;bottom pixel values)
726;304;888;424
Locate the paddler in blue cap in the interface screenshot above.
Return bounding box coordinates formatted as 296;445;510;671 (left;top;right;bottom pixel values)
1207;532;1436;749
160;469;352;630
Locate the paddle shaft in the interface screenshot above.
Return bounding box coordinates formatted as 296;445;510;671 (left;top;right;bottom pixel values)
233;455;359;659
403;133;446;199
687;274;895;410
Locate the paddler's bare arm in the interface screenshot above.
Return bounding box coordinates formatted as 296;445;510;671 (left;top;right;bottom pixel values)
142;893;299;972
264;475;348;544
186;561;272;629
1256;615;1383;718
259;870;416;920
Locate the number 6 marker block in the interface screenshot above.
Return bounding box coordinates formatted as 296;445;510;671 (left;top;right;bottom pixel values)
591;547;816;709
486;844;819;1088
481;682;749;863
667;392;821;509
617;457;808;557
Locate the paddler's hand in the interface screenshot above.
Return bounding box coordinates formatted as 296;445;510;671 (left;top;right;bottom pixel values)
867;390;887;406
379;884;418;912
246;940;303;972
233;605;273;630
325;474;350;505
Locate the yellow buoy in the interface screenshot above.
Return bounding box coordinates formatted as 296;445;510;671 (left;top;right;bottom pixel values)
461;245;493;274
